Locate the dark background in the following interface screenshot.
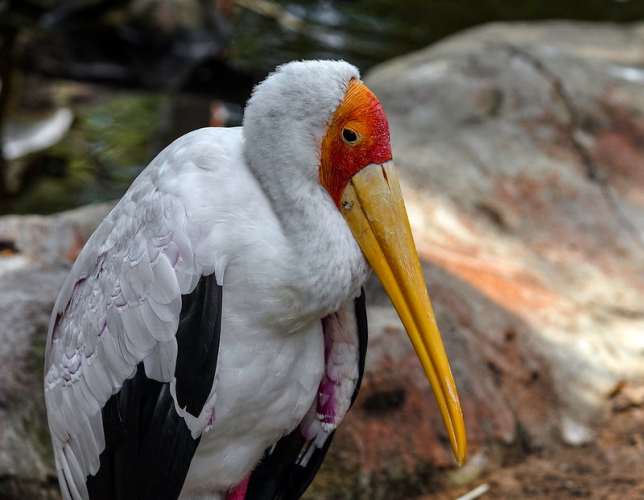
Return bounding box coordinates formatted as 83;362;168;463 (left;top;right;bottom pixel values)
1;0;643;215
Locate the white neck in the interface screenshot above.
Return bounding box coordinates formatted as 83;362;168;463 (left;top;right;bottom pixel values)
283;179;369;321
242;60;369;327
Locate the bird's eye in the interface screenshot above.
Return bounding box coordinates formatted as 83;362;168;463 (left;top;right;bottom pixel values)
342;128;358;144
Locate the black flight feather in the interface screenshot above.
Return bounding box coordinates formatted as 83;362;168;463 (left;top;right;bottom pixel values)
86;272;222;500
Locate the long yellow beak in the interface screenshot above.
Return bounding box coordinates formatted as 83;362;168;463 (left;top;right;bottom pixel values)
340;161;467;466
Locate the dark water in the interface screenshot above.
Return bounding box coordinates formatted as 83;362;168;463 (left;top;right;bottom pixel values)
5;0;644;214
230;0;644;71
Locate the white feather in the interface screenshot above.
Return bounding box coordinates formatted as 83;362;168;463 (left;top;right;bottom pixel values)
143;338;178;382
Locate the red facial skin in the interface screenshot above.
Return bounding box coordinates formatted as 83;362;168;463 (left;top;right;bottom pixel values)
320;79;393;207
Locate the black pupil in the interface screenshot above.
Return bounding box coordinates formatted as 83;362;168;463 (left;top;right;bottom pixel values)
343;129;357;143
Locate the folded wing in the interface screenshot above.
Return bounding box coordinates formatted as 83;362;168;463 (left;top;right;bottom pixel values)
43;130;238;500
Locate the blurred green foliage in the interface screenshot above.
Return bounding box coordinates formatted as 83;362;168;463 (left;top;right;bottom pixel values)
10;93;165;215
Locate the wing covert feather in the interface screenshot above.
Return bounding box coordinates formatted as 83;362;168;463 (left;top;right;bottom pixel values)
43;128;242;500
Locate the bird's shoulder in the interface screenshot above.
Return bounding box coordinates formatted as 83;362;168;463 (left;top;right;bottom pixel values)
44;128;239;358
42;126;266;402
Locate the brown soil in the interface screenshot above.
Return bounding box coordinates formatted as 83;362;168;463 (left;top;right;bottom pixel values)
424;402;644;500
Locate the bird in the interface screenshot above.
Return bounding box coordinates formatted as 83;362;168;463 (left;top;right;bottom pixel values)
43;60;466;500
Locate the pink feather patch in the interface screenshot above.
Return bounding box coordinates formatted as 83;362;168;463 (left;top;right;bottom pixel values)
226;475;249;500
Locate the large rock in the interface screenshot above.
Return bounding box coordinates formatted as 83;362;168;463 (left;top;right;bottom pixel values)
335;19;644;495
366;18;644;417
2;20;644;500
0;203;114;499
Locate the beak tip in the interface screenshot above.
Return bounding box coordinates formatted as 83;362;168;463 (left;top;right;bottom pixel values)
450;420;467;467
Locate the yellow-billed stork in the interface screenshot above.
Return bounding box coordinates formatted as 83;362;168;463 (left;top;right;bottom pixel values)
44;60;466;500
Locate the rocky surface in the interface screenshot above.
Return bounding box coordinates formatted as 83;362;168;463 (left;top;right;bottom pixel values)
0;203;114;499
2;20;644;500
365;18;644;425
345;19;644;498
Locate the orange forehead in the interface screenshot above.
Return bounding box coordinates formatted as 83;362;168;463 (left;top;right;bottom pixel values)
332;79;385;138
320;79;392;207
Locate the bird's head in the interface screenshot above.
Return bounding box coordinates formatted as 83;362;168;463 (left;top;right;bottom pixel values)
245;61;466;466
319;78;392;207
